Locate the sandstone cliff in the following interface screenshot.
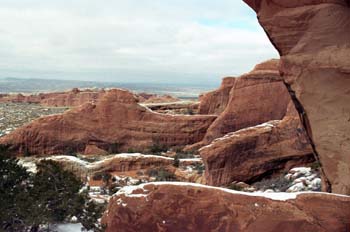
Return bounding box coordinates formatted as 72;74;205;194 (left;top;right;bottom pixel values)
198;77;236;115
202;59;291;144
102;183;350;232
244;0;350;194
0;89;216;156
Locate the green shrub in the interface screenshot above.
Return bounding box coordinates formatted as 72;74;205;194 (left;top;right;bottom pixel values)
108;143;122;154
147;168;177;181
193;163;205;175
173;155;180;168
149;143;168;154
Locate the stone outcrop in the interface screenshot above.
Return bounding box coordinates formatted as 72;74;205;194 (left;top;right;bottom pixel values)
143;101;199;115
198;77;236;115
0;88;106;107
0;88;180;108
138;94;180;104
244;0;350;194
200;104;314;186
202;59;291;144
102;183;350;232
0;89;216;156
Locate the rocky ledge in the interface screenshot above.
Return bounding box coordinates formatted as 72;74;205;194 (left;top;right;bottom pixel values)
102;182;350;232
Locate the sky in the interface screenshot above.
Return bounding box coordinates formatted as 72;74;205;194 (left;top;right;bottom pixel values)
0;0;279;85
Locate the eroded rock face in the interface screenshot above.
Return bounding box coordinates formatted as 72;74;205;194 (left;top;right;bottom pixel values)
0;89;216;156
202;59;291;144
244;0;350;194
200;104;314;186
198;77;236;115
102;183;350;232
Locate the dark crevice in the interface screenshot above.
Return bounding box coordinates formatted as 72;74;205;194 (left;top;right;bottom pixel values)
284;82;332;193
245;154;316;185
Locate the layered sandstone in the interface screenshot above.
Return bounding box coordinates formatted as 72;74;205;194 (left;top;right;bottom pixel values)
0;89;216;156
102;183;350;232
198;77;236;115
202;59;291;144
244;0;350;194
200;105;314;186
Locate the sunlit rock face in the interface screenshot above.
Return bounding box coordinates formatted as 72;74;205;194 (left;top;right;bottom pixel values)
0;89;216;156
244;0;350;194
198;77;236;115
102;183;350;232
202;59;291;144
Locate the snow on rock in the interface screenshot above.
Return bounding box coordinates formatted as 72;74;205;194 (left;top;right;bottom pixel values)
55;223;90;232
116;182;350;202
17;159;37;173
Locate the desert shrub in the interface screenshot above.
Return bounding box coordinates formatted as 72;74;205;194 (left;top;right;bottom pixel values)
63;147;77;157
187;108;194;115
310;161;321;170
193;163;205;175
253;175;292;192
0;156;105;231
108;143;122;154
92;172;103;181
227;183;244;191
149;143;168;154
147;168;177;181
173;155;180;168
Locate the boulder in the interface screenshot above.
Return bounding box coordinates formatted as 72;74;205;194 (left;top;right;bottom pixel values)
102;183;350;232
244;0;350;194
0;89;216;156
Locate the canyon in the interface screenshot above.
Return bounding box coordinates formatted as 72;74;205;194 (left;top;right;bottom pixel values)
1;1;349;230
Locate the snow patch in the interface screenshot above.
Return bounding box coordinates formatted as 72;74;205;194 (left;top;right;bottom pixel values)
117;182;350;202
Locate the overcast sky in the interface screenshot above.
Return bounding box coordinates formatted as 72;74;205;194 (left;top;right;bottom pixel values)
0;0;278;84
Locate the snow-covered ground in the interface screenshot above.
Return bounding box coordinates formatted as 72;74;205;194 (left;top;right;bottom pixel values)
55;223;90;232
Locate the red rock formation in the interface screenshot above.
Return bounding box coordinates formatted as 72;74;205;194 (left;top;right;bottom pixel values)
198;77;236;115
140;94;180;104
0;88;106;107
40;89;106;107
102;183;350;232
200;104;314;186
0;88;181;107
244;0;350;194
0;89;216;156
202;59;291;144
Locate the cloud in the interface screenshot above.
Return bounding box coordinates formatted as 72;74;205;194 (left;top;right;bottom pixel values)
0;0;278;84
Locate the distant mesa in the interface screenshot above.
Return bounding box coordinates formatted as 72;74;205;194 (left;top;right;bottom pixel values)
0;88;181;108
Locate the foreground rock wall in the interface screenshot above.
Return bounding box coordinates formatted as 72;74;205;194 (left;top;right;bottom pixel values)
244;0;350;194
0;89;216;156
102;183;350;232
